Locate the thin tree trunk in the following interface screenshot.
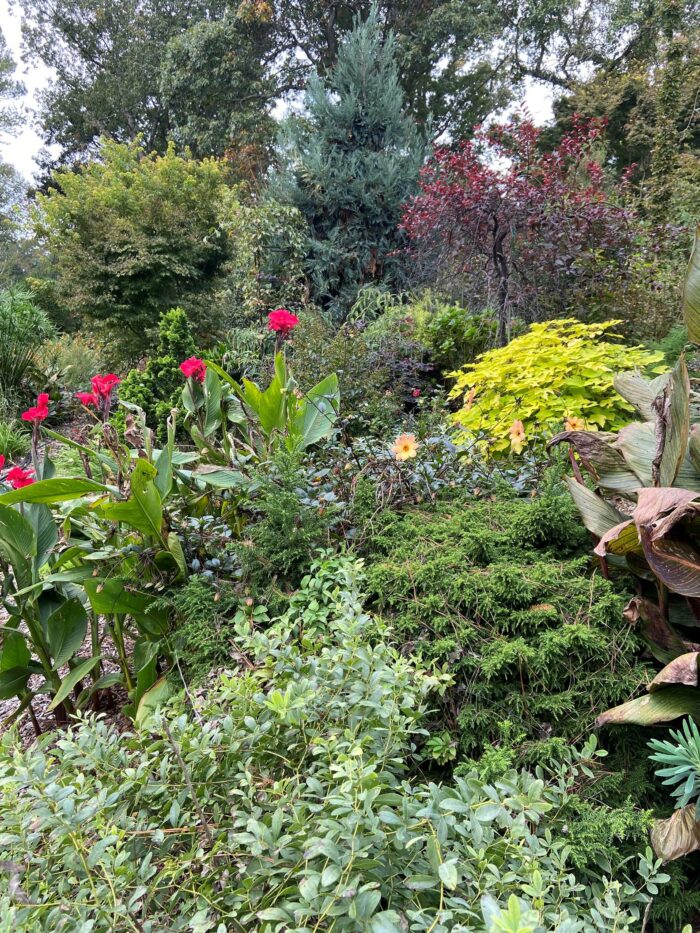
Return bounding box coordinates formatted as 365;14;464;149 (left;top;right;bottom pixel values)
492;219;509;346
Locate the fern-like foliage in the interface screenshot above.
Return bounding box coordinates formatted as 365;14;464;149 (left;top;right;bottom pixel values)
649;718;700;818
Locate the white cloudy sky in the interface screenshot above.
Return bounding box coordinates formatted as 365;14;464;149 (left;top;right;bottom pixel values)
0;1;554;180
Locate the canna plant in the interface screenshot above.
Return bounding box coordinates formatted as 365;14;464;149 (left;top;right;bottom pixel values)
181;352;340;462
0;456;107;728
555;225;700;859
0;398;187;727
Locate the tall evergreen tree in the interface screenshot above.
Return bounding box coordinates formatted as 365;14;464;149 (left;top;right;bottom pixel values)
276;8;423;321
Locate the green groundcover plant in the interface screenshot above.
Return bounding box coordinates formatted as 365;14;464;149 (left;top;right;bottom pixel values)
0;562;669;931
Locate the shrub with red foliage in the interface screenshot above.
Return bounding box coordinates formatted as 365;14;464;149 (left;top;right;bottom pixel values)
401;117;637;344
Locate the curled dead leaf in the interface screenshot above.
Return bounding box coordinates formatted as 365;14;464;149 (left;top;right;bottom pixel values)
651;804;700;862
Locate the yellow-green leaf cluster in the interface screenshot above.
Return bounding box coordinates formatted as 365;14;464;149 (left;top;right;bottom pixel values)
449;319;665;455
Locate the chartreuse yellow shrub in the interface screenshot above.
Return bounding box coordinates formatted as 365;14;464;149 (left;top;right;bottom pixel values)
449;319;664;455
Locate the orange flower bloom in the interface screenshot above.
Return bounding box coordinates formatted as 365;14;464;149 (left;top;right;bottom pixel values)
391;432;419;461
465;387;477;410
565;415;586;431
509;419;526;454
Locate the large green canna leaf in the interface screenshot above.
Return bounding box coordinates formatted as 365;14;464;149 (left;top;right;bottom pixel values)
0;666;32;699
27;503;58;572
241;374;286;437
100;459;164;543
83;578;168;636
154;445;173;502
134;675;173;727
0;628;30;671
597;686;700;726
293;373;339;450
48;655;101;711
202;363;247;426
0;504;35;590
202;367;223;438
191;466;249;489
46;598;88;670
683;224;700;344
0;477;110;505
564;476;627;539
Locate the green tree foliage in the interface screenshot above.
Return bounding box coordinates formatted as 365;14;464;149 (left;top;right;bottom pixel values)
276;11;424;320
8;0;511;163
215;190;307;326
545;2;700;220
0;27;23;137
0;28;30;279
18;0;698;169
14;0;222;167
159;6;279;165
32;139;228;343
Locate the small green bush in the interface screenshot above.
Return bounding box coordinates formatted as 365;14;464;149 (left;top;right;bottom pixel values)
0;592;668;931
412;294;497;372
120;307;197;434
238;452;338;588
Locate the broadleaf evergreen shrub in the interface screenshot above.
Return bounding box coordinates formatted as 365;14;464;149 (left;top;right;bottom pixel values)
0;583;669;931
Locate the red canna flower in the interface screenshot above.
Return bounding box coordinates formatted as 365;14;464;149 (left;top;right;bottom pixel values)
0;455;5;471
76;391;99;407
6;465;34;489
411;388;421;398
267;308;299;335
21;396;49;423
91;373;121;398
179;356;207;383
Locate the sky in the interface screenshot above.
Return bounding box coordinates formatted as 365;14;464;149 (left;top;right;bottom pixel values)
0;1;555;180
